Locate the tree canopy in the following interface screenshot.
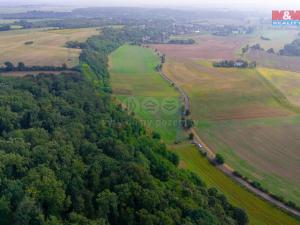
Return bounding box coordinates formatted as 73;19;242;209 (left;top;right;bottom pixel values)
0;27;248;225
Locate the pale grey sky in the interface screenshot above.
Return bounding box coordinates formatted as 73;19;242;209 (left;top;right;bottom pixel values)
1;0;300;10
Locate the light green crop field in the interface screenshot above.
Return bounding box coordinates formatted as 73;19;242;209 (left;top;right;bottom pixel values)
109;45;183;143
171;143;300;225
163;58;300;205
0;27;99;67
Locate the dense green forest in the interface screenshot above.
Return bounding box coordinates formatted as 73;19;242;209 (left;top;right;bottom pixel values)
0;27;248;225
167;39;195;44
0;62;71;73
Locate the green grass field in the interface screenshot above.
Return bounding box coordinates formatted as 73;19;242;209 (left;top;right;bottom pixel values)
109;45;183;143
171;143;300;225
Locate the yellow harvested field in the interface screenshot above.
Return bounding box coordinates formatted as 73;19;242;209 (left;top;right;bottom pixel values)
0;28;99;67
258;68;300;107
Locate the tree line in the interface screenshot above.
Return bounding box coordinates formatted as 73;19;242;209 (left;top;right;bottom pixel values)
65;41;87;49
79;26;249;225
279;38;300;56
212;60;256;68
0;61;74;73
0;26;249;225
167;39;195;44
0;25;10;31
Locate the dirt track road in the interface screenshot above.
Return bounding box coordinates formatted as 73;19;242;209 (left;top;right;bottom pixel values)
191;128;300;217
158;64;300;218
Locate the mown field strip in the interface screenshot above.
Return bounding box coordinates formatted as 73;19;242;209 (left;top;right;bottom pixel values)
109;44;183;143
172;143;300;225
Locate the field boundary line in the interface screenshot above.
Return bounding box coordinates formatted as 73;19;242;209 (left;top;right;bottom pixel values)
256;68;300;113
156;53;300;218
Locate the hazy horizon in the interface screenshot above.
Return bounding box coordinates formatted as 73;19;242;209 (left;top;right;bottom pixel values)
1;0;300;11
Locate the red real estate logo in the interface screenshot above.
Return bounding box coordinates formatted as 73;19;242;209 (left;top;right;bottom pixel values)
272;10;300;20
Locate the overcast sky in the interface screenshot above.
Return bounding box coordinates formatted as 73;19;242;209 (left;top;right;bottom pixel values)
1;0;300;10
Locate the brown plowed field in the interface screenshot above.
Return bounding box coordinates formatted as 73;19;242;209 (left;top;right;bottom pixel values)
152;34;248;60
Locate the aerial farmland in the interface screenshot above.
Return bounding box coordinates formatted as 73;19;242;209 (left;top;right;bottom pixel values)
154;30;300;206
0;4;299;225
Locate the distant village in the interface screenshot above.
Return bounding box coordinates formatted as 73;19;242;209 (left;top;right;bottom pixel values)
140;22;255;44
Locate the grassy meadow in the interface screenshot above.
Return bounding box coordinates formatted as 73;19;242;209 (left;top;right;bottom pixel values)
109;45;183;143
0;27;99;67
171;143;300;225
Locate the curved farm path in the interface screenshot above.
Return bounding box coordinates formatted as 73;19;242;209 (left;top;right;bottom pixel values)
157;63;300;218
